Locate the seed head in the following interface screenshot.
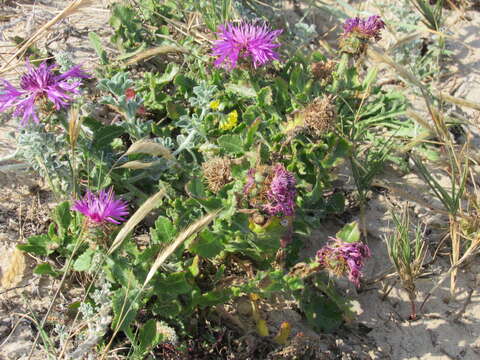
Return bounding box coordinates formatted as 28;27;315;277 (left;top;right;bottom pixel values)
303;95;336;136
311;60;336;83
202;157;232;193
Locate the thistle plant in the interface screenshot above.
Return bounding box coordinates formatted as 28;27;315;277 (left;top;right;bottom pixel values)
386;206;427;320
0;61;89;126
71;187;129;225
316;237;371;287
211;21;282;69
243;163;297;218
339;15;385;56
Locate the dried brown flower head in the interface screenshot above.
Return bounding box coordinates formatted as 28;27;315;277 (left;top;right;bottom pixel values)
303;95;336;136
311;60;336;83
202;157;232;193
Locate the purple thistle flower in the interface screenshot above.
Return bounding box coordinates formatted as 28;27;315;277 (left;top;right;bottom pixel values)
343;15;385;41
263;164;296;217
72;188;129;225
316;237;370;287
0;61;89;126
212;22;282;70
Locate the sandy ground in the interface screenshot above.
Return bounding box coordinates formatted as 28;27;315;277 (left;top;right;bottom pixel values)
1;1;480;359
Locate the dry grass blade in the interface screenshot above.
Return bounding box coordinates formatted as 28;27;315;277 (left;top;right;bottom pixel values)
143;210;220;286
405;110;436;134
387;33;422;54
108;189;166;255
68;106;82;148
124;140;174;160
435;92;480;111
420;237;480;311
118;160;162;170
122;45;188;66
1;248;26;289
367;47;425;89
0;0;94;73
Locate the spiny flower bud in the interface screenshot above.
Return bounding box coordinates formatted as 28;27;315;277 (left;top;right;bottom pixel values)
202;157;232;193
339;15;385;55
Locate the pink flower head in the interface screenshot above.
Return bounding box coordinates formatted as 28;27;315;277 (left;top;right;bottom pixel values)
316;237;371;287
263;164;296;217
343;15;385;41
72;188;129;225
0;61;89;126
212;22;282;70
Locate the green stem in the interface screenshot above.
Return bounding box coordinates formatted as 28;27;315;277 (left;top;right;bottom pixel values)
332;52;351;92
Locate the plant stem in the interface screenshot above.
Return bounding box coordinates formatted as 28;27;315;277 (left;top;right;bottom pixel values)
27;221;88;360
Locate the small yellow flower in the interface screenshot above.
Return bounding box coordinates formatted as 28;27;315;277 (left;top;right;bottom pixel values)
209;100;221;111
219;110;238;131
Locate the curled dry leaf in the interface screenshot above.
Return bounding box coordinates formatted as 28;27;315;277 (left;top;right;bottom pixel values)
1;248;26;289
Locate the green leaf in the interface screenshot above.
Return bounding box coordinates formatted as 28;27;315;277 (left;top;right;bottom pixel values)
225;83;256;98
300;285;343;332
336;221;361;243
257;87;272;107
244;118;261;148
73;248;95;272
151;216;175;244
53;201;71;238
88;31;108;64
186;177;206;199
137;319;159;355
189;230;224;258
166;102;186;120
112;287;140;332
33;263;60;277
92;125;125;150
17;235;53;256
326;192;345;214
363;66;378;89
189;255;200;277
193;289;231;308
107;256;140;288
155;272;191;295
217;134;244;154
174;74;195;94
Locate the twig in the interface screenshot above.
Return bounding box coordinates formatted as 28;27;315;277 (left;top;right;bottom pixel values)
0;281;32;295
453;288;474;321
0;0;93;74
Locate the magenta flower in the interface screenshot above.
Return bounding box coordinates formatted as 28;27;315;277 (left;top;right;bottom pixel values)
263;164;296;217
316;237;370;287
343;15;385;41
212;22;282;70
0;61;89;126
72;188;129;225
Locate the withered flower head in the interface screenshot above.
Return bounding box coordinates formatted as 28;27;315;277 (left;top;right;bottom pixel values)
243;164;296;217
311;60;336;83
303;95;336;136
202;157;232;193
